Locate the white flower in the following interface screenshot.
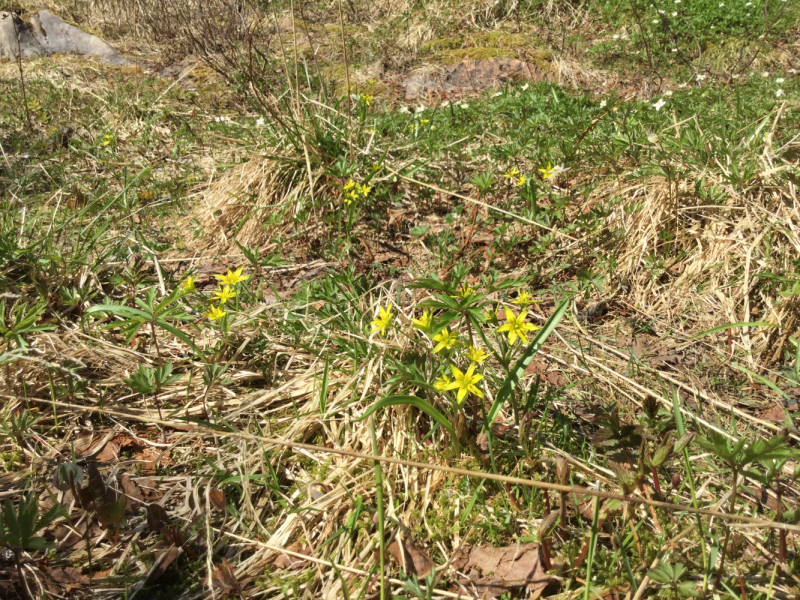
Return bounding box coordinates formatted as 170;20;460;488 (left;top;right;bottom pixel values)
613;34;620;39
732;73;740;79
653;19;659;23
600;99;607;108
762;71;770;77
776;78;785;83
664;90;673;96
776;89;784;97
441;100;450;107
672;11;678;16
658;9;665;13
674;0;680;3
416;105;426;113
459;103;469;109
696;74;706;81
678;82;688;88
255;117;265;127
399;106;410;114
493;91;503;97
647;134;659;144
652;98;667;111
551;164;570;178
745;1;751;5
521;83;529;90
719;2;724;5
672;48;678;52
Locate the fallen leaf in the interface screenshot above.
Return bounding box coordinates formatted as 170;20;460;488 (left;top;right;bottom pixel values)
524;360;547;377
48;567;89;590
649;353;683;369
120;474;162;509
450;543;549;599
142;546;180;588
388;538;434;577
272;541;312;570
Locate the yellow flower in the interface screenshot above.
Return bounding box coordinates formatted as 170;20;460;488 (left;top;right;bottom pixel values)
451;284;476;300
497;306;540;345
445;363;484;405
180;276;197;292
358;184;372;197
206;305;227;321
512;290;538;306
432;328;459;353
344;179;356;190
467;345;488;364
504;166;520;180
214;266;248;286
370;302;393;336
371;162;382;172
412;309;433;332
420;119;430;125
516;175;527;187
212;285;237;304
345;190;358;205
433;373;452;391
367;79;377;85
363;94;373;106
539;163;555;180
102;134;113;147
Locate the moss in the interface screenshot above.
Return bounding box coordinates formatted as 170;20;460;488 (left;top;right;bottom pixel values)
420;31;552;69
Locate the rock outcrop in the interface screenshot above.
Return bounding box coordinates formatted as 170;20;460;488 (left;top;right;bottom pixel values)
0;10;132;66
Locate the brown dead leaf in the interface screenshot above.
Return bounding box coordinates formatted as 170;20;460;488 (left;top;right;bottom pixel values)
142;546;180;588
48;567;89;590
388;538;434;577
120;474;162;509
545;371;568;388
450;543;549;599
524;360;548;377
272;541;312;570
649;353;683;370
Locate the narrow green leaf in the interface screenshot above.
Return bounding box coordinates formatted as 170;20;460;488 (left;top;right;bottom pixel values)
85;304;150;321
157;320;205;358
355;395;460;455
691;321;778;339
730;362;791;402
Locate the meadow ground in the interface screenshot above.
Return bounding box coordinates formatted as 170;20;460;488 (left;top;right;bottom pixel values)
1;0;800;598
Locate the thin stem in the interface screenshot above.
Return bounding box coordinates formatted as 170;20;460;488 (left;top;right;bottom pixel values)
715;466;738;590
370;418;386;600
14;549;31;600
583;497;602;600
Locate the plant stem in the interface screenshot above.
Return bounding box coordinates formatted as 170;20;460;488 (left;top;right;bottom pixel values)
370;418;386;600
776;479;785;576
559;491;567;542
714;466;738;590
14;549;31;600
583;497;602;600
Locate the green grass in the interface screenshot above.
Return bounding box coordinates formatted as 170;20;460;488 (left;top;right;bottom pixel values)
0;0;799;597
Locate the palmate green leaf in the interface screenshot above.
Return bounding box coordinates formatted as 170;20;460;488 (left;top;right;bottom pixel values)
483;299;568;431
406;277;451;292
356;395;460;455
677;581;699;597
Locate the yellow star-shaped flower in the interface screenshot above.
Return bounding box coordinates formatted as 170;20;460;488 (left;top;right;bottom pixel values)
206;305;227;321
412;309;433;332
445;363;484;405
370;302;393;336
180;275;197;292
358;184;372;197
214;266;248;286
466;345;488;364
432;328;458;353
344;179;356;190
503;166;520;180
511;290;538;306
497;306;540;345
516;175;527;187
433;373;451;391
212;285;238;304
539;163;555;181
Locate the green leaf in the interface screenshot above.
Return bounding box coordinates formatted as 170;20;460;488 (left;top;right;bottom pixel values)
730;362;791;402
157;320;205;358
691;321;778;339
409;225;429;236
355;395;460;455
483;299;568;431
85;304;151;321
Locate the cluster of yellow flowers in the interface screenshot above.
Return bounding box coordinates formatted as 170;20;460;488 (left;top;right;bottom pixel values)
504;163;570;185
369;291;542;406
343;179;373;206
503;166;527;187
179;267;249;322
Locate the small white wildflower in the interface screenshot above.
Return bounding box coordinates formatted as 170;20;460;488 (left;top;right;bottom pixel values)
653;19;659;23
719;1;724;5
493;91;503;97
678;82;688;88
664;90;673;96
613;34;620;39
441;100;450;107
672;48;678;52
521;83;529;90
460;103;469;109
652;98;667;111
697;74;706;81
776;78;785;83
416;105;426;113
776;89;784;97
762;71;770;77
648;133;659;144
399;106;410;114
255;117;265;127
600;99;607;108
672;11;678;15
732;73;740;79
745;1;751;5
658;8;665;13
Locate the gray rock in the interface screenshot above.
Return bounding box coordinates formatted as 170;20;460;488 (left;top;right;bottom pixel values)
0;9;132;66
